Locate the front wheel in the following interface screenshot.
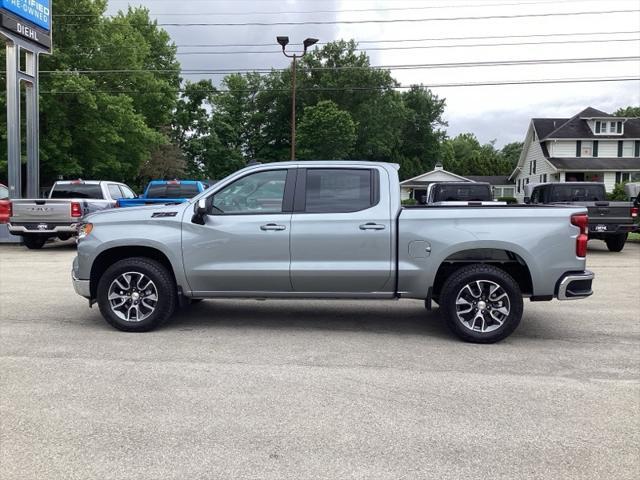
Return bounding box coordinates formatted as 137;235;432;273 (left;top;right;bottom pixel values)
440;264;523;343
605;233;627;252
97;257;177;332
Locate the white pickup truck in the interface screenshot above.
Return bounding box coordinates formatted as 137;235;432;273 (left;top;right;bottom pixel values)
72;161;594;343
9;180;136;249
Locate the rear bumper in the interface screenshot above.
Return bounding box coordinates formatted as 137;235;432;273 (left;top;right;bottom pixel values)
557;270;594;301
589;223;638;237
8;222;78;235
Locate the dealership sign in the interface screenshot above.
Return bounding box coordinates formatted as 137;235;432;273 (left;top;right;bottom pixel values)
0;0;50;31
0;0;51;49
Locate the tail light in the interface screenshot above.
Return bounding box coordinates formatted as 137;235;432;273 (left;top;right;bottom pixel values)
571;213;589;258
71;201;82;218
631;206;638;219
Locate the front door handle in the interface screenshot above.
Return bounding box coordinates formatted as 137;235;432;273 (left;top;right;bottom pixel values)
359;223;386;231
260;223;286;231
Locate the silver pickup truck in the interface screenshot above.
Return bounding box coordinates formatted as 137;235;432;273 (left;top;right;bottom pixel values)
9;180;136;249
72;161;594;343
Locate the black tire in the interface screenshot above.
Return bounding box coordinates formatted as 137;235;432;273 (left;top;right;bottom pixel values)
97;257;177;332
23;235;48;249
439;264;523;343
605;233;627;252
190;299;204;304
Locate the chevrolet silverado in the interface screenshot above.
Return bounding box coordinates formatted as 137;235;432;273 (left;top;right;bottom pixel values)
72;162;594;343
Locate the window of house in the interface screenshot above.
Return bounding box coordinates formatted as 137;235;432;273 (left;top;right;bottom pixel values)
529;161;532;175
543;174;547;182
517;179;521;193
610;121;616;133
593;141;599;157
533;159;537;174
503;187;515;197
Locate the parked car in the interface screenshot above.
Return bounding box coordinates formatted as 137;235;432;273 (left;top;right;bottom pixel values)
524;182;638;252
0;183;9;224
116;180;208;207
8;180;136;249
72;161;594;343
423;181;503;206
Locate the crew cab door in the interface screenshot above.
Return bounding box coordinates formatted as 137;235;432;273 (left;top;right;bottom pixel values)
289;167;393;293
181;168;295;294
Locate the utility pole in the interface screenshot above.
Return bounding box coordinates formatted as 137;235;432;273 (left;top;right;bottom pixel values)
276;36;318;161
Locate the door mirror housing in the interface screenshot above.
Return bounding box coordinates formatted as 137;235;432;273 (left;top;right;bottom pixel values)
192;197;210;225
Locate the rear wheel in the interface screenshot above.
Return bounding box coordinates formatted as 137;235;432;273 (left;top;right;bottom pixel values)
97;257;177;332
22;235;48;249
605;233;627;252
440;264;523;343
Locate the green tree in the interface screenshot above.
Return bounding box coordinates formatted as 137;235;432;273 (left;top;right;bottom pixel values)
500;142;524;170
297;101;357;159
0;0;180;187
614;106;640;117
442;134;511;176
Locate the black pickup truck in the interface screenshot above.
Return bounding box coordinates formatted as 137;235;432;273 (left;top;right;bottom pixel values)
525;182;638;252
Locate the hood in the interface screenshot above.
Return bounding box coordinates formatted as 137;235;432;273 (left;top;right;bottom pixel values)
85;202;191;223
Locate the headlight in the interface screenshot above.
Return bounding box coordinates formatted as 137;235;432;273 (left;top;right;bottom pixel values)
77;223;93;241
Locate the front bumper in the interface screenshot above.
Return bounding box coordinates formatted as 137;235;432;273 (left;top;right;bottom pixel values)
71;268;91;299
557;270;594;300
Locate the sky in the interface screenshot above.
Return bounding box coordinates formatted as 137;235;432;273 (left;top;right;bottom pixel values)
106;0;640;147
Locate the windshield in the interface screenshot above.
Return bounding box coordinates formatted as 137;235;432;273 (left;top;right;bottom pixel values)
0;185;8;200
50;184;103;199
550;185;605;202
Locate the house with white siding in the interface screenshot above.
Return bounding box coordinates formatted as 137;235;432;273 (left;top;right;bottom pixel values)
509;107;640;201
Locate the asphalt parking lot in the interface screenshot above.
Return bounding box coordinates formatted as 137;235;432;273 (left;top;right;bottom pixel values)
1;240;639;480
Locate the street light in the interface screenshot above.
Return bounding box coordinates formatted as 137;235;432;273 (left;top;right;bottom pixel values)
277;36;318;160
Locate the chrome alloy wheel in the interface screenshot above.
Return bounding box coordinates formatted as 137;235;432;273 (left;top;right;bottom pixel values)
455;280;511;333
107;272;158;322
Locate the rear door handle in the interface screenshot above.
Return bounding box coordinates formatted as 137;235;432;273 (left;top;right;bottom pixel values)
359;223;386;230
260;223;286;231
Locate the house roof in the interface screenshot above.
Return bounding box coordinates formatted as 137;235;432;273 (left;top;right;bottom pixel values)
533;107;640;140
465;175;514;185
400;167;470;184
546;157;640;170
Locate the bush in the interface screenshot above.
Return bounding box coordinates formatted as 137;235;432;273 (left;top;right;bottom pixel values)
402;198;417;206
607;182;629;201
498;196;518;204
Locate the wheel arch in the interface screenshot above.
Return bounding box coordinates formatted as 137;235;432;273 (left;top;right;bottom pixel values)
90;246;178;299
431;247;534;299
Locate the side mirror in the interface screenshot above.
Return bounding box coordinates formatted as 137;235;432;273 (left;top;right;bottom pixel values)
523;197;531;204
191;197;210;225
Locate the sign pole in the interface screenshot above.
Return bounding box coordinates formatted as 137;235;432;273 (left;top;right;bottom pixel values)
25;49;40;198
5;39;21;199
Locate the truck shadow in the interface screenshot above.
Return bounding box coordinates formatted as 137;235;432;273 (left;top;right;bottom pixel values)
166;299;453;339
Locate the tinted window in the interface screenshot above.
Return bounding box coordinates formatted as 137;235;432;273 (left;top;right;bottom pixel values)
107;184;122;199
550;185;605;202
432;184;491;202
0;185;8;200
146;183;200;198
213;170;287;214
304;169;374;213
50;184;103;199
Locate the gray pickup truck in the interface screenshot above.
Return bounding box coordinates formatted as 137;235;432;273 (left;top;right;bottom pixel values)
9;180;136;249
72;161;594;343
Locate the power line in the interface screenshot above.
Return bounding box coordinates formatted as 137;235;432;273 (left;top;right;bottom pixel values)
37;56;640;75
175;38;640;55
34;77;640;95
52;0;617;16
53;9;639;27
172;30;640;48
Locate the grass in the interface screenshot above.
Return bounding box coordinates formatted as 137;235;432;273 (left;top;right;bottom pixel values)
628;232;640;243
